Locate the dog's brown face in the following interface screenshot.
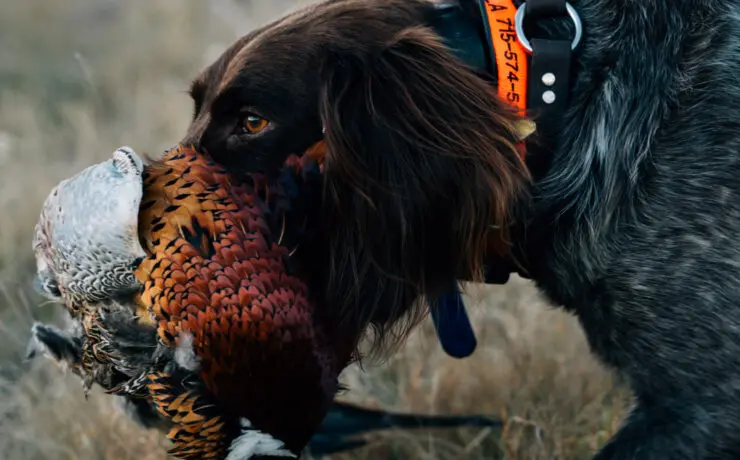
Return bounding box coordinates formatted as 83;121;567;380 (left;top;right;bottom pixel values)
182;0;532;354
182;19;320;173
182;0;439;174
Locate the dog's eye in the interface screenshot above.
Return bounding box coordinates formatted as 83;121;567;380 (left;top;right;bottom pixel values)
242;114;269;134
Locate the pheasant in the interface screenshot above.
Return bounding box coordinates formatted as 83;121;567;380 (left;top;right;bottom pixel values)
29;146;149;393
28;143;357;459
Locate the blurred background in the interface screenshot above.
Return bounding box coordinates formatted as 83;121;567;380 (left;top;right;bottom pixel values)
0;1;631;459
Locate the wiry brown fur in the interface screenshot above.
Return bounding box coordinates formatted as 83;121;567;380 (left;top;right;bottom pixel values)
181;0;530;357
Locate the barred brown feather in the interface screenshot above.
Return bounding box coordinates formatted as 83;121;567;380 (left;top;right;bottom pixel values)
29;143;354;459
131;145;350;458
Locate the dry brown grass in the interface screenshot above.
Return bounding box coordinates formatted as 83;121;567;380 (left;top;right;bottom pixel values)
0;1;632;459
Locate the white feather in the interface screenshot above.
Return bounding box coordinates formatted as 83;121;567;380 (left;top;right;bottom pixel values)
174;332;200;372
225;418;296;459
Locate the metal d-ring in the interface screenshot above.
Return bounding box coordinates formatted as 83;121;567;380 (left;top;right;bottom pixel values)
514;1;583;54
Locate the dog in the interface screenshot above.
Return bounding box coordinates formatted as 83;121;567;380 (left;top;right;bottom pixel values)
178;0;740;458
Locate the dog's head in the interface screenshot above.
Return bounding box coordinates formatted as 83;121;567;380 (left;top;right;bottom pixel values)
183;0;532;355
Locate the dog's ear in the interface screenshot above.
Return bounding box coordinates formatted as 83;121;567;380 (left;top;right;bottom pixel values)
318;26;531;356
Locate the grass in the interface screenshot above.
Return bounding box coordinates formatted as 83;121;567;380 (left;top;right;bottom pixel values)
0;1;632;458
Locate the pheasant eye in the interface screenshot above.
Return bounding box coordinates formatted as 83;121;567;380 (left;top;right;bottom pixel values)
242;114;269;134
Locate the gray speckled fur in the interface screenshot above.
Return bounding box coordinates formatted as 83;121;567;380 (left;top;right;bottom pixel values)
32;146;146;307
510;1;740;458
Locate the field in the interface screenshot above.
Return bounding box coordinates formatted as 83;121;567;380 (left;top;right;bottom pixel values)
0;1;631;459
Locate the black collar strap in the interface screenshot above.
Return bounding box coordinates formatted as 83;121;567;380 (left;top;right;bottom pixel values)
429;3;491;72
515;0;582;149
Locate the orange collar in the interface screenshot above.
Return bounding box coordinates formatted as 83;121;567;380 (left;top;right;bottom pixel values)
480;0;530;161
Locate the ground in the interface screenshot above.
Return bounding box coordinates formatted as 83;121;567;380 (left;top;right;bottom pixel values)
0;1;630;459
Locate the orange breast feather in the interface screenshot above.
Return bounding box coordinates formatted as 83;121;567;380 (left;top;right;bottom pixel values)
132;145;334;458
